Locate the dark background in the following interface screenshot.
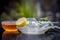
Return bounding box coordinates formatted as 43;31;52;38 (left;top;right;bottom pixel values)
0;0;60;40
0;0;60;29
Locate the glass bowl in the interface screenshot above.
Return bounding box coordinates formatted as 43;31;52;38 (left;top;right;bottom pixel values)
16;21;55;35
1;21;18;31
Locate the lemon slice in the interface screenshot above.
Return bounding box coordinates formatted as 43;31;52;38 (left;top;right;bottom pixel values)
16;17;29;27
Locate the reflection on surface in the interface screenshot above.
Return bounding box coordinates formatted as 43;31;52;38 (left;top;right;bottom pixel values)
16;33;54;40
2;31;19;40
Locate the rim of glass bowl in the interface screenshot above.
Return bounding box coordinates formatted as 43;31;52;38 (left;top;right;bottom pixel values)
1;20;16;24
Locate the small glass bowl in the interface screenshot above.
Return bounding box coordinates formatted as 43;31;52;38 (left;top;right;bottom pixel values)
1;21;18;31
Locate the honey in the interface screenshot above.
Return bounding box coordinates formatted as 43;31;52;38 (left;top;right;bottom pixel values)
2;21;18;31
